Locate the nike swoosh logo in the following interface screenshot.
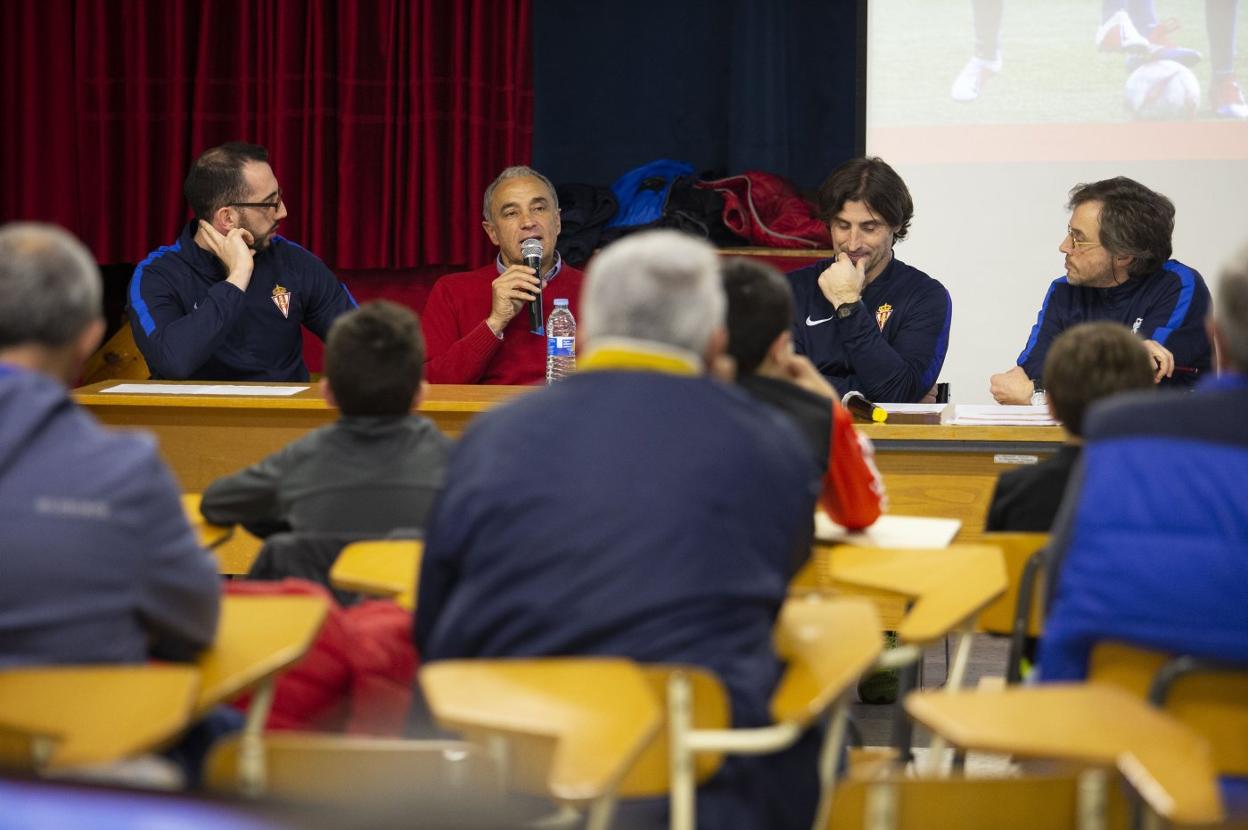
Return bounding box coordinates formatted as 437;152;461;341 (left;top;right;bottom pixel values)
806;315;835;326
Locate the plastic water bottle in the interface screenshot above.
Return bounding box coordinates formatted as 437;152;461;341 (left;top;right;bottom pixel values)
545;299;576;384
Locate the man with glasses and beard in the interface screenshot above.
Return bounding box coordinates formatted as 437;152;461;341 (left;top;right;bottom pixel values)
990;177;1212;405
127;141;357;381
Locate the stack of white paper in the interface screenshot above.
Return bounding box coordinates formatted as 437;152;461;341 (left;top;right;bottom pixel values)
951;404;1058;426
102;383;309;397
815;513;962;548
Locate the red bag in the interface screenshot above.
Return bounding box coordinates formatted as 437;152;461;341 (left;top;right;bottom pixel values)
696;172;832;249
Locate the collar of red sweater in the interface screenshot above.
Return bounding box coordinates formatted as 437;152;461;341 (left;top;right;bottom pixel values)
579;338;702;377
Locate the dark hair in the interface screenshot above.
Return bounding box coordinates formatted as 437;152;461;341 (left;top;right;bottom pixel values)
324;300;425;417
816;156;913;243
184;142;269;221
1067;177;1174;278
722;258;793;376
1043;322;1154;437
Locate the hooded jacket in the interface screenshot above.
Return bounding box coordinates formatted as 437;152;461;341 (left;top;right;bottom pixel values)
0;364;220;666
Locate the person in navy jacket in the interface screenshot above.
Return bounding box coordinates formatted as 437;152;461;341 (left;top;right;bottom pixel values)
127;142;356;382
788;157;952;403
991;176;1212;405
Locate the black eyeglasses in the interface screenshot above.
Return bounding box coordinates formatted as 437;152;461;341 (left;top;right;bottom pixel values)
231;189;283;210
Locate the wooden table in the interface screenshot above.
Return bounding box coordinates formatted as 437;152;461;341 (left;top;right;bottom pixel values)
856;423;1067;542
74;380;1065;540
72;381;532;491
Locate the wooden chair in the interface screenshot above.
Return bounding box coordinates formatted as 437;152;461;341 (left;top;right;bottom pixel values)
181;493;235;550
1089;642;1248;780
0;665;198;770
329;539;423;610
79;324;149;385
977;532;1049;683
827;771;1129;829
421;657;662;830
612;596;883;830
194;594;328;795
812;544;1008;767
903;682;1224;826
204;732;500;806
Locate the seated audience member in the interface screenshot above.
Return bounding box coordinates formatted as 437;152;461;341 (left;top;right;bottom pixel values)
787;157;952;402
421;165;586;384
723;258;885;530
417;231;822;829
0;223;219;667
986;322;1154;532
991;176;1212;405
127;141;357;382
201;300;450;541
1039;249;1248;682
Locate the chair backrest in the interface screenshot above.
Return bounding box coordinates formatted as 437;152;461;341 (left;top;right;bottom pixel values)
193;594;329;716
828;772;1129;829
976;532;1048;636
0;665;197;769
1089;641;1248;775
79;323;150;385
203;732;499;804
329;539;423;610
421;657;661;804
613;665;730;798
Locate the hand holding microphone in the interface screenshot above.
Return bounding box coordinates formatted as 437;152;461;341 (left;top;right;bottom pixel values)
522;238;544;334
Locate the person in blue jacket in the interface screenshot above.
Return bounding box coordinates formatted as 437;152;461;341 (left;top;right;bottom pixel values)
127;142;356;381
991;176;1212;405
0;223;220;668
1039;249;1248;681
788;157;952;403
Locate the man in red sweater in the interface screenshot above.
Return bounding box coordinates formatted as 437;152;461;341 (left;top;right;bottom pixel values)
422;166;585;384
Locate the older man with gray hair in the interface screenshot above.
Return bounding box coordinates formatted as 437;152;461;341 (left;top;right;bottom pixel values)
422;165;587;384
416;230;822;829
0;223;219;668
1039;244;1248;682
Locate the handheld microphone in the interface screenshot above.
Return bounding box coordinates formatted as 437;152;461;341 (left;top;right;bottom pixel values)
521;238;544;334
842;390;888;423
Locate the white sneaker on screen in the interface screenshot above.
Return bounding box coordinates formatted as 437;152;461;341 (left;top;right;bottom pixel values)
950;56;1002;102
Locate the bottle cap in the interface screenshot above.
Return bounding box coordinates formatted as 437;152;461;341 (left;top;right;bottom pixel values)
554;298;569;307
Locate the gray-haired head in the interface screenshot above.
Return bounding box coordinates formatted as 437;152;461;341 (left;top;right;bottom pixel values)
1215;244;1248;373
0;223;102;350
580;230;725;356
482;165;559;221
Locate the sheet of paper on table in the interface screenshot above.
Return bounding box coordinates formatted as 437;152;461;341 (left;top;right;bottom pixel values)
878;402;950;424
102;383;309;397
951;404;1057;426
815;512;962;548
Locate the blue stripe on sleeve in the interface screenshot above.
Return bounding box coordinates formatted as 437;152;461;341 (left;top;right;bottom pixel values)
919;287;953;392
128;241;181;336
1016;277;1066;365
1149;260;1196;346
342;284;359;307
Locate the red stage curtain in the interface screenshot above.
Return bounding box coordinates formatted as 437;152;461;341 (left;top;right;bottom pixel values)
1;0;532;269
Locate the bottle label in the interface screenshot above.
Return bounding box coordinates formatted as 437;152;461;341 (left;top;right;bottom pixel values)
547;336;575;357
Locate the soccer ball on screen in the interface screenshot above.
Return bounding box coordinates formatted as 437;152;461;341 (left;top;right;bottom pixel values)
1125;60;1200;120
